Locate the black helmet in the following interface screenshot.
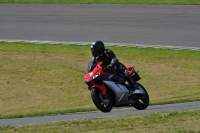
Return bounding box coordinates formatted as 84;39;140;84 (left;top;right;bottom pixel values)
91;40;105;57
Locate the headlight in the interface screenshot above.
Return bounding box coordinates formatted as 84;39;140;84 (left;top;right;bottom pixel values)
84;80;90;86
92;72;100;79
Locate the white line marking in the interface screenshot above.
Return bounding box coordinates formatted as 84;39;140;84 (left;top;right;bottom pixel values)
0;39;199;51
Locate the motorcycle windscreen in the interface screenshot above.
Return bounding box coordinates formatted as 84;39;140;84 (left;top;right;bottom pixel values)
87;59;99;72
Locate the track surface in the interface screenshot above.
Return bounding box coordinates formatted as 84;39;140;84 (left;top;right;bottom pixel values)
1;102;200;127
0;4;200;47
0;5;200;127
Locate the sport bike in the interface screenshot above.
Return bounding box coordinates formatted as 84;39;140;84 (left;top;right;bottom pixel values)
84;61;149;112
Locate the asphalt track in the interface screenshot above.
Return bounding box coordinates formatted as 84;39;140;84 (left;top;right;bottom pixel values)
0;4;200;127
0;4;200;47
1;102;200;127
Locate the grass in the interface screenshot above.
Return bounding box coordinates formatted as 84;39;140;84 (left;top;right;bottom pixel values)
1;110;200;133
0;42;200;119
0;0;200;4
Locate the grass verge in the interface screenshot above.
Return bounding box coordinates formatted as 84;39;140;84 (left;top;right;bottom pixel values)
0;0;200;4
0;42;200;119
1;110;200;133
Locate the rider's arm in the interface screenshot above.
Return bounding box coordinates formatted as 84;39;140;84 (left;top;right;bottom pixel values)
105;49;119;66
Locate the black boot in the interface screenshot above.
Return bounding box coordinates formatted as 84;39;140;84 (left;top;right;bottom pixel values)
126;74;138;94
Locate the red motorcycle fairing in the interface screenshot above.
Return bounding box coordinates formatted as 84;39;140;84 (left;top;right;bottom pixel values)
84;62;108;96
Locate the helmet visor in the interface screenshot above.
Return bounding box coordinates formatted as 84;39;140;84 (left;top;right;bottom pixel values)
91;48;101;57
91;48;97;57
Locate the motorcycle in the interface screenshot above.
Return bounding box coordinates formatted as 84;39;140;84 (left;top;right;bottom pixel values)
84;61;149;112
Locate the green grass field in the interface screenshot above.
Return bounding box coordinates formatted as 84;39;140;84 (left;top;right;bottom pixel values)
0;0;200;4
0;42;200;119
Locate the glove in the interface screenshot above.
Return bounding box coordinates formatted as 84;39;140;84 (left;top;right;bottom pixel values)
107;64;113;69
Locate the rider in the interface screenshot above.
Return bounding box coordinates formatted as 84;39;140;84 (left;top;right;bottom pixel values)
88;40;137;94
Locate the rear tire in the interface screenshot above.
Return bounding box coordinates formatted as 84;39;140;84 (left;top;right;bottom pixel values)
91;88;113;112
132;83;149;110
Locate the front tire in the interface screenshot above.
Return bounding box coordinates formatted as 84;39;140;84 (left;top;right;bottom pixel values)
91;88;113;112
132;83;149;110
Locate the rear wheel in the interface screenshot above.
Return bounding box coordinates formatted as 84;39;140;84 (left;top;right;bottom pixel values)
132;83;149;110
91;88;113;112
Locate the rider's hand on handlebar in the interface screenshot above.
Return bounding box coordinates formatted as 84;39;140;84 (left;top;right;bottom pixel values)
107;64;113;70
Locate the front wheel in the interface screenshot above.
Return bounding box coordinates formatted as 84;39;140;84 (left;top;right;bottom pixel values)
91;88;113;112
132;83;149;110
